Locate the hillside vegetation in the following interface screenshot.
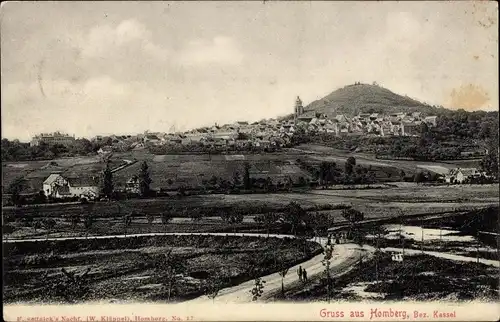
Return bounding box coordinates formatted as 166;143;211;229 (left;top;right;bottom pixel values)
305;83;445;117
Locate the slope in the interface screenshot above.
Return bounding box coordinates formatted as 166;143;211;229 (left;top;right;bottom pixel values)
304;83;446;117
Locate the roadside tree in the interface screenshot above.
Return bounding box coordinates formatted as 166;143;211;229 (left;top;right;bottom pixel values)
278;266;289;297
250;277;266;301
154;250;186;301
321;243;335;303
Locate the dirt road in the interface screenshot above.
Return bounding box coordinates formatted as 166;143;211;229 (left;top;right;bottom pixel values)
189;238;375;303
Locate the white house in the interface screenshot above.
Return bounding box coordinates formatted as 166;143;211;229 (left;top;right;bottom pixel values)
43;173;100;199
445;168;481;183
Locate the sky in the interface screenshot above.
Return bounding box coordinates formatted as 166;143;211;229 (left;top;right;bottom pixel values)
1;1;498;141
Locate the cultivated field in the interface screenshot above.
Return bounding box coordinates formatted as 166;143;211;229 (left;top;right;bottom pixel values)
112;152;314;190
295;144;479;175
3;145;483;197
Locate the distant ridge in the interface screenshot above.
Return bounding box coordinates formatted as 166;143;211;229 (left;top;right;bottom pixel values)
302;83;447;117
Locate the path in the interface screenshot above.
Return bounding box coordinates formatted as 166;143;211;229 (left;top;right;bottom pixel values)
188;237;375;303
382;247;500;267
2;232;296;243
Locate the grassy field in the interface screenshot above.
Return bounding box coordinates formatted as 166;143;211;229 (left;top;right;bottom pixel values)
209;184;499;219
3;235;322;303
2;156;126;194
3;184;497;240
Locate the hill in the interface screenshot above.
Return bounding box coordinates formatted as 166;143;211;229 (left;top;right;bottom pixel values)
303;83;447;117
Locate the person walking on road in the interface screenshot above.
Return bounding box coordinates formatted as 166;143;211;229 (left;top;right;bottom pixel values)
297;266;303;281
302;269;308;282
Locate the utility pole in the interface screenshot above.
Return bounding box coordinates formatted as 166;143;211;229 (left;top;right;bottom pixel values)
421;217;424;254
375;229;380;282
439;217;443;250
400;211;405;258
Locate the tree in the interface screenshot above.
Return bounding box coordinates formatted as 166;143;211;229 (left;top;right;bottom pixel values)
206;274;225;303
8;177;25;207
34;190;47;204
254;212;280;237
278;267;289;297
48;267;92;303
321;243;335;303
42;218;56;238
341;208;364;243
232;171;241;187
33;220;42;233
161;213;173;225
264;176;274;192
154;250;186;301
480;136;499;180
319;161;331;187
243;162;252;189
101;161;114;199
414;171;426;184
282;201;307;236
399;170;406;180
83;214;94;236
139;161;153;197
124;213;133;235
345;157;356;176
304;212;333;241
250;277;266;301
69;214;80;231
190;211;203;222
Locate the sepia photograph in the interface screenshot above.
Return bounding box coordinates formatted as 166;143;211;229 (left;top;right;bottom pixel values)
1;1;498;321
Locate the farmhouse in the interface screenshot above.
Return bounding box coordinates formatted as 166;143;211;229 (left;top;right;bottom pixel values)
445;168;481;183
43;173;100;199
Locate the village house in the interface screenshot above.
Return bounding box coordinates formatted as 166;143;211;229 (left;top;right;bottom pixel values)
401;121;421;136
126;175;141;194
43;173;100;199
143;133;162;145
424;116;438;127
97;146;114;155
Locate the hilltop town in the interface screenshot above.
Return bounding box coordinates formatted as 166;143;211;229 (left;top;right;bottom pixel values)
27;94;439;155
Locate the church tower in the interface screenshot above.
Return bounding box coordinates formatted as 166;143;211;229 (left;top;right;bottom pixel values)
294;96;303;122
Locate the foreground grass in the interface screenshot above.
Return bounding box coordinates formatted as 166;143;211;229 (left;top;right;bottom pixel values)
279;252;498;302
3;235;322;304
